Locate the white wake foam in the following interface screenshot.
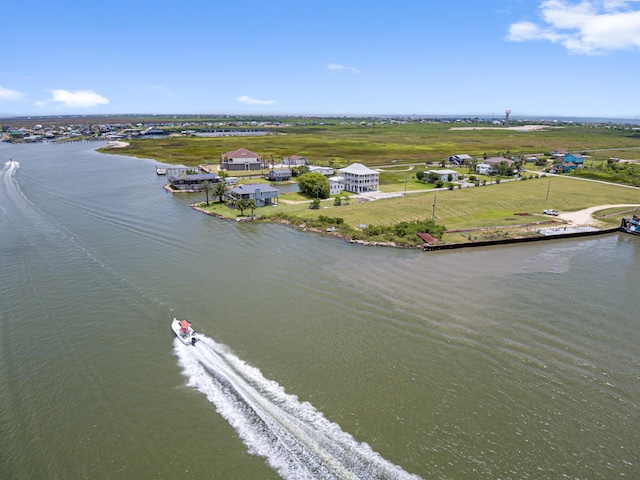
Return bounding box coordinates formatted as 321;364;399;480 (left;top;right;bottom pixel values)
175;336;421;480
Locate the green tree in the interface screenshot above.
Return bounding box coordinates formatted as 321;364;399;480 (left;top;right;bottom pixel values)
236;198;250;216
200;180;214;206
298;172;329;199
247;199;257;218
214;181;228;203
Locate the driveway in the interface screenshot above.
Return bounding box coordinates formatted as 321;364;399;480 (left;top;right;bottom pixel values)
558;204;640;225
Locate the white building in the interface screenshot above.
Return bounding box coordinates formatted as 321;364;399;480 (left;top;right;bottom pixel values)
426;169;459;182
308;165;334;176
336;163;379;193
475;163;495;175
328;176;344;195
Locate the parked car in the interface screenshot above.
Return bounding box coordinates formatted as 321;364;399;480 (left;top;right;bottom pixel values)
543;209;559;216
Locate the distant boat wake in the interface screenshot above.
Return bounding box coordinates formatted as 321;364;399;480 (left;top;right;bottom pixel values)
175;336;421;480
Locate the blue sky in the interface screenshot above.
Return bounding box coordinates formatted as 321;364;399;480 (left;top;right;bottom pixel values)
2;0;640;118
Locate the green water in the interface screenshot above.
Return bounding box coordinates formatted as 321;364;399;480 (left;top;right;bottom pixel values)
1;143;639;479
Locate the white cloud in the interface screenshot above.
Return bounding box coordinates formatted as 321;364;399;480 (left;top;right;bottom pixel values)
237;95;276;105
507;0;640;54
50;89;109;108
0;85;25;101
327;63;361;73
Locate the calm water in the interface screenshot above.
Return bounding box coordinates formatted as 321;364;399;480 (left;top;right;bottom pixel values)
1;142;639;479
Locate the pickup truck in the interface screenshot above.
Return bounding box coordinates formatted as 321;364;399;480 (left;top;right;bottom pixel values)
543;209;559;216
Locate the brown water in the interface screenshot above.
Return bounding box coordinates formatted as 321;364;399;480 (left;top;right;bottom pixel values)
1;142;639;479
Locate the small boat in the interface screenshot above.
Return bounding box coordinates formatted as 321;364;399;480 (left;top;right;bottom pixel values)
621;213;640;236
156;167;167;175
171;318;198;346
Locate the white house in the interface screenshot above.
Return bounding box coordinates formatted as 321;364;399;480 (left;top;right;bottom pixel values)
328;176;345;195
426;169;458;182
308;165;334;176
281;155;308;166
220;148;262;171
336;163;379;193
476;163;495;175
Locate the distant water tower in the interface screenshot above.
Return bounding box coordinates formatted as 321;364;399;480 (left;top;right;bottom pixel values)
505;109;512;126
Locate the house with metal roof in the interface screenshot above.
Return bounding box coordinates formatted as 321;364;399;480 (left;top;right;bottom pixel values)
426;169;459;182
267;169;292;181
563;153;585;165
336;163;379;193
226;183;279;207
168;173;220;191
448;154;473;165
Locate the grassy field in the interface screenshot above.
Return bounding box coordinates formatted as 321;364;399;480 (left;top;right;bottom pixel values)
103;122;640;168
103;119;640;243
199;175;640;230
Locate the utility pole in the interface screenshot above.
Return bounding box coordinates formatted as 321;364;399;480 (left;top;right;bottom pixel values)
545;179;551;201
432;195;437;223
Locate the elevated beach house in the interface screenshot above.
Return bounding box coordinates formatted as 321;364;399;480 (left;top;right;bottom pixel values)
337;163;379;193
267;168;292;181
226;183;279;207
168;172;220;191
221;148;262;171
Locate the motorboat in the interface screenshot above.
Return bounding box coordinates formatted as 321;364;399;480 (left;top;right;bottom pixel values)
171;318;198;346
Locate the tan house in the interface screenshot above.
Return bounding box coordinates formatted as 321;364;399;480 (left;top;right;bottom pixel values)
221;148;262;171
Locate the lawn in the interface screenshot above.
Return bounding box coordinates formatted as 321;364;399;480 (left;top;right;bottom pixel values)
198;175;640;234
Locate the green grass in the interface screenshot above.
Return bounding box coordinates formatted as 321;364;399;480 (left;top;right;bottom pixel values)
100;122;640;168
197;176;640;233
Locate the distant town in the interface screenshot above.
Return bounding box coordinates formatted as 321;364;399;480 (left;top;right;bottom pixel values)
2;114;640;144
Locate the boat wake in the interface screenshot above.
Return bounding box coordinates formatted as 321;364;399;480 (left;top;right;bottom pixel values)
174;336;420;480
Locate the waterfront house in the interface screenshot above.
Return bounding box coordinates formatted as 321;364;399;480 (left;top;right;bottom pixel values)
168;173;220;191
227;183;279;207
268;168;292;181
336;163;380;193
220;148;262;171
426;169;459;182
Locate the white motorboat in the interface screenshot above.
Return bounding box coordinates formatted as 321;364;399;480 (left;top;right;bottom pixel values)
171;318;198;346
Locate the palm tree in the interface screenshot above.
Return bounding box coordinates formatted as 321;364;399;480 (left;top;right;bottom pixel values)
214;181;228;203
200;180;214;206
247;199;257;219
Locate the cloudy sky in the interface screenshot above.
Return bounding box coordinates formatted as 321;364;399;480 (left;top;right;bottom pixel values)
1;0;639;118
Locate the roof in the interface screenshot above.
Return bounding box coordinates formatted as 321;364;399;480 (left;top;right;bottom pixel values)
417;232;437;244
168;173;219;182
229;183;279;194
179;320;191;328
427;169;458;175
450;154;472;159
222;147;260;159
484;157;512;165
337;163;379;175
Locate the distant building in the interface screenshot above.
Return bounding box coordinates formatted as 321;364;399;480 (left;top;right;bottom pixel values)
329;176;345;195
281;155;308;166
308;165;334;176
448;154;473;165
267;169;292;181
221;148;262;171
563;153;585;165
426;169;459;182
